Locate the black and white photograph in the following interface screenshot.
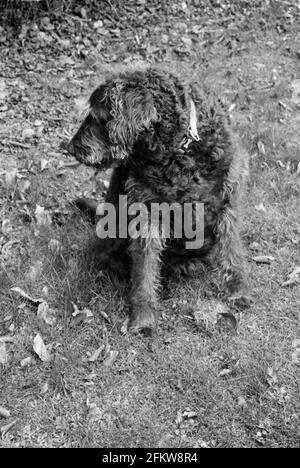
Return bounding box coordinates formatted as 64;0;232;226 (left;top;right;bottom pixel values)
0;0;299;449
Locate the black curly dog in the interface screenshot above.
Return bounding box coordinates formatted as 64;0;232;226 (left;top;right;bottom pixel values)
67;67;250;333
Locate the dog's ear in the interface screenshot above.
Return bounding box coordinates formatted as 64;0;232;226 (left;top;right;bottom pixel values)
107;84;159;159
89;85;110;121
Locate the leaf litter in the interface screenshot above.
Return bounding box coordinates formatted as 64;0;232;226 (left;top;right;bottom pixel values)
193;299;237;334
0;343;8;366
33;334;50;362
11;287;44;305
0;407;10;419
37;302;56;326
72;302;94;326
282;266;300;287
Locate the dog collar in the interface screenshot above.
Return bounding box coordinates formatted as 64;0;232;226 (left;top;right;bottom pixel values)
179;99;200;150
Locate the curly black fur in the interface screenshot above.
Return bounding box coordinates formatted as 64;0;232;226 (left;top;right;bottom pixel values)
67;67;250;333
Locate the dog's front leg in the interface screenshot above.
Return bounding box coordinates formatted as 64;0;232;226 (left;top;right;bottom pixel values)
212;207;251;307
128;237;163;334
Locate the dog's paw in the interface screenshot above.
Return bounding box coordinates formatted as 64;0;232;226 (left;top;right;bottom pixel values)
165;257;200;279
129;303;157;336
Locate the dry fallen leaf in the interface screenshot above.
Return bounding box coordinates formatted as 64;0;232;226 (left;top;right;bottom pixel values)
22;127;35;140
291;339;300;365
255;203;267;213
277;160;286;168
193;440;210;449
40;382;49;395
72;303;94;324
37;302;56;326
237;396;247;408
0;79;9;101
183;410;197;419
255;430;266;446
0;419;17;436
40;159;49;172
120;317;129;335
88;345;105;362
102;350;118;367
253;255;275;264
57;160;80;169
282;266;300;287
0;342;8;366
33;334;50;362
218;368;233;377
291;79;300;106
28;260;43;281
194;300;224;330
19;179;31;194
291;350;300;365
0;336;14;344
35;205;52;226
99;310;110;322
87;403;102;423
249;241;260;251
267;367;278;386
48;239;61;254
0;407;10;419
20;357;32;368
282;277;299;287
93;19;103;29
4;169;17;191
292;339;300;349
257;141;266;155
11;287;44;305
175;411;183;426
1;219;12;236
217;312;238;333
194;299;236;333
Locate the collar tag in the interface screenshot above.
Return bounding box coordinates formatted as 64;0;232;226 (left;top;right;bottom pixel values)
189;99;200;141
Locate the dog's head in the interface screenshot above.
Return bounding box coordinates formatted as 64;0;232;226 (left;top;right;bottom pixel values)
66;71;160;168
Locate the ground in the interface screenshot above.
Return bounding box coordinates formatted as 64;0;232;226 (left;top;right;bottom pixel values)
0;0;299;448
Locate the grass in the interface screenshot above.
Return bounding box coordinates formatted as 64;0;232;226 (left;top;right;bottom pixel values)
0;18;299;447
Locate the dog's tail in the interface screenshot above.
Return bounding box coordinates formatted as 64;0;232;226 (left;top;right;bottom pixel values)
72;198;98;224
